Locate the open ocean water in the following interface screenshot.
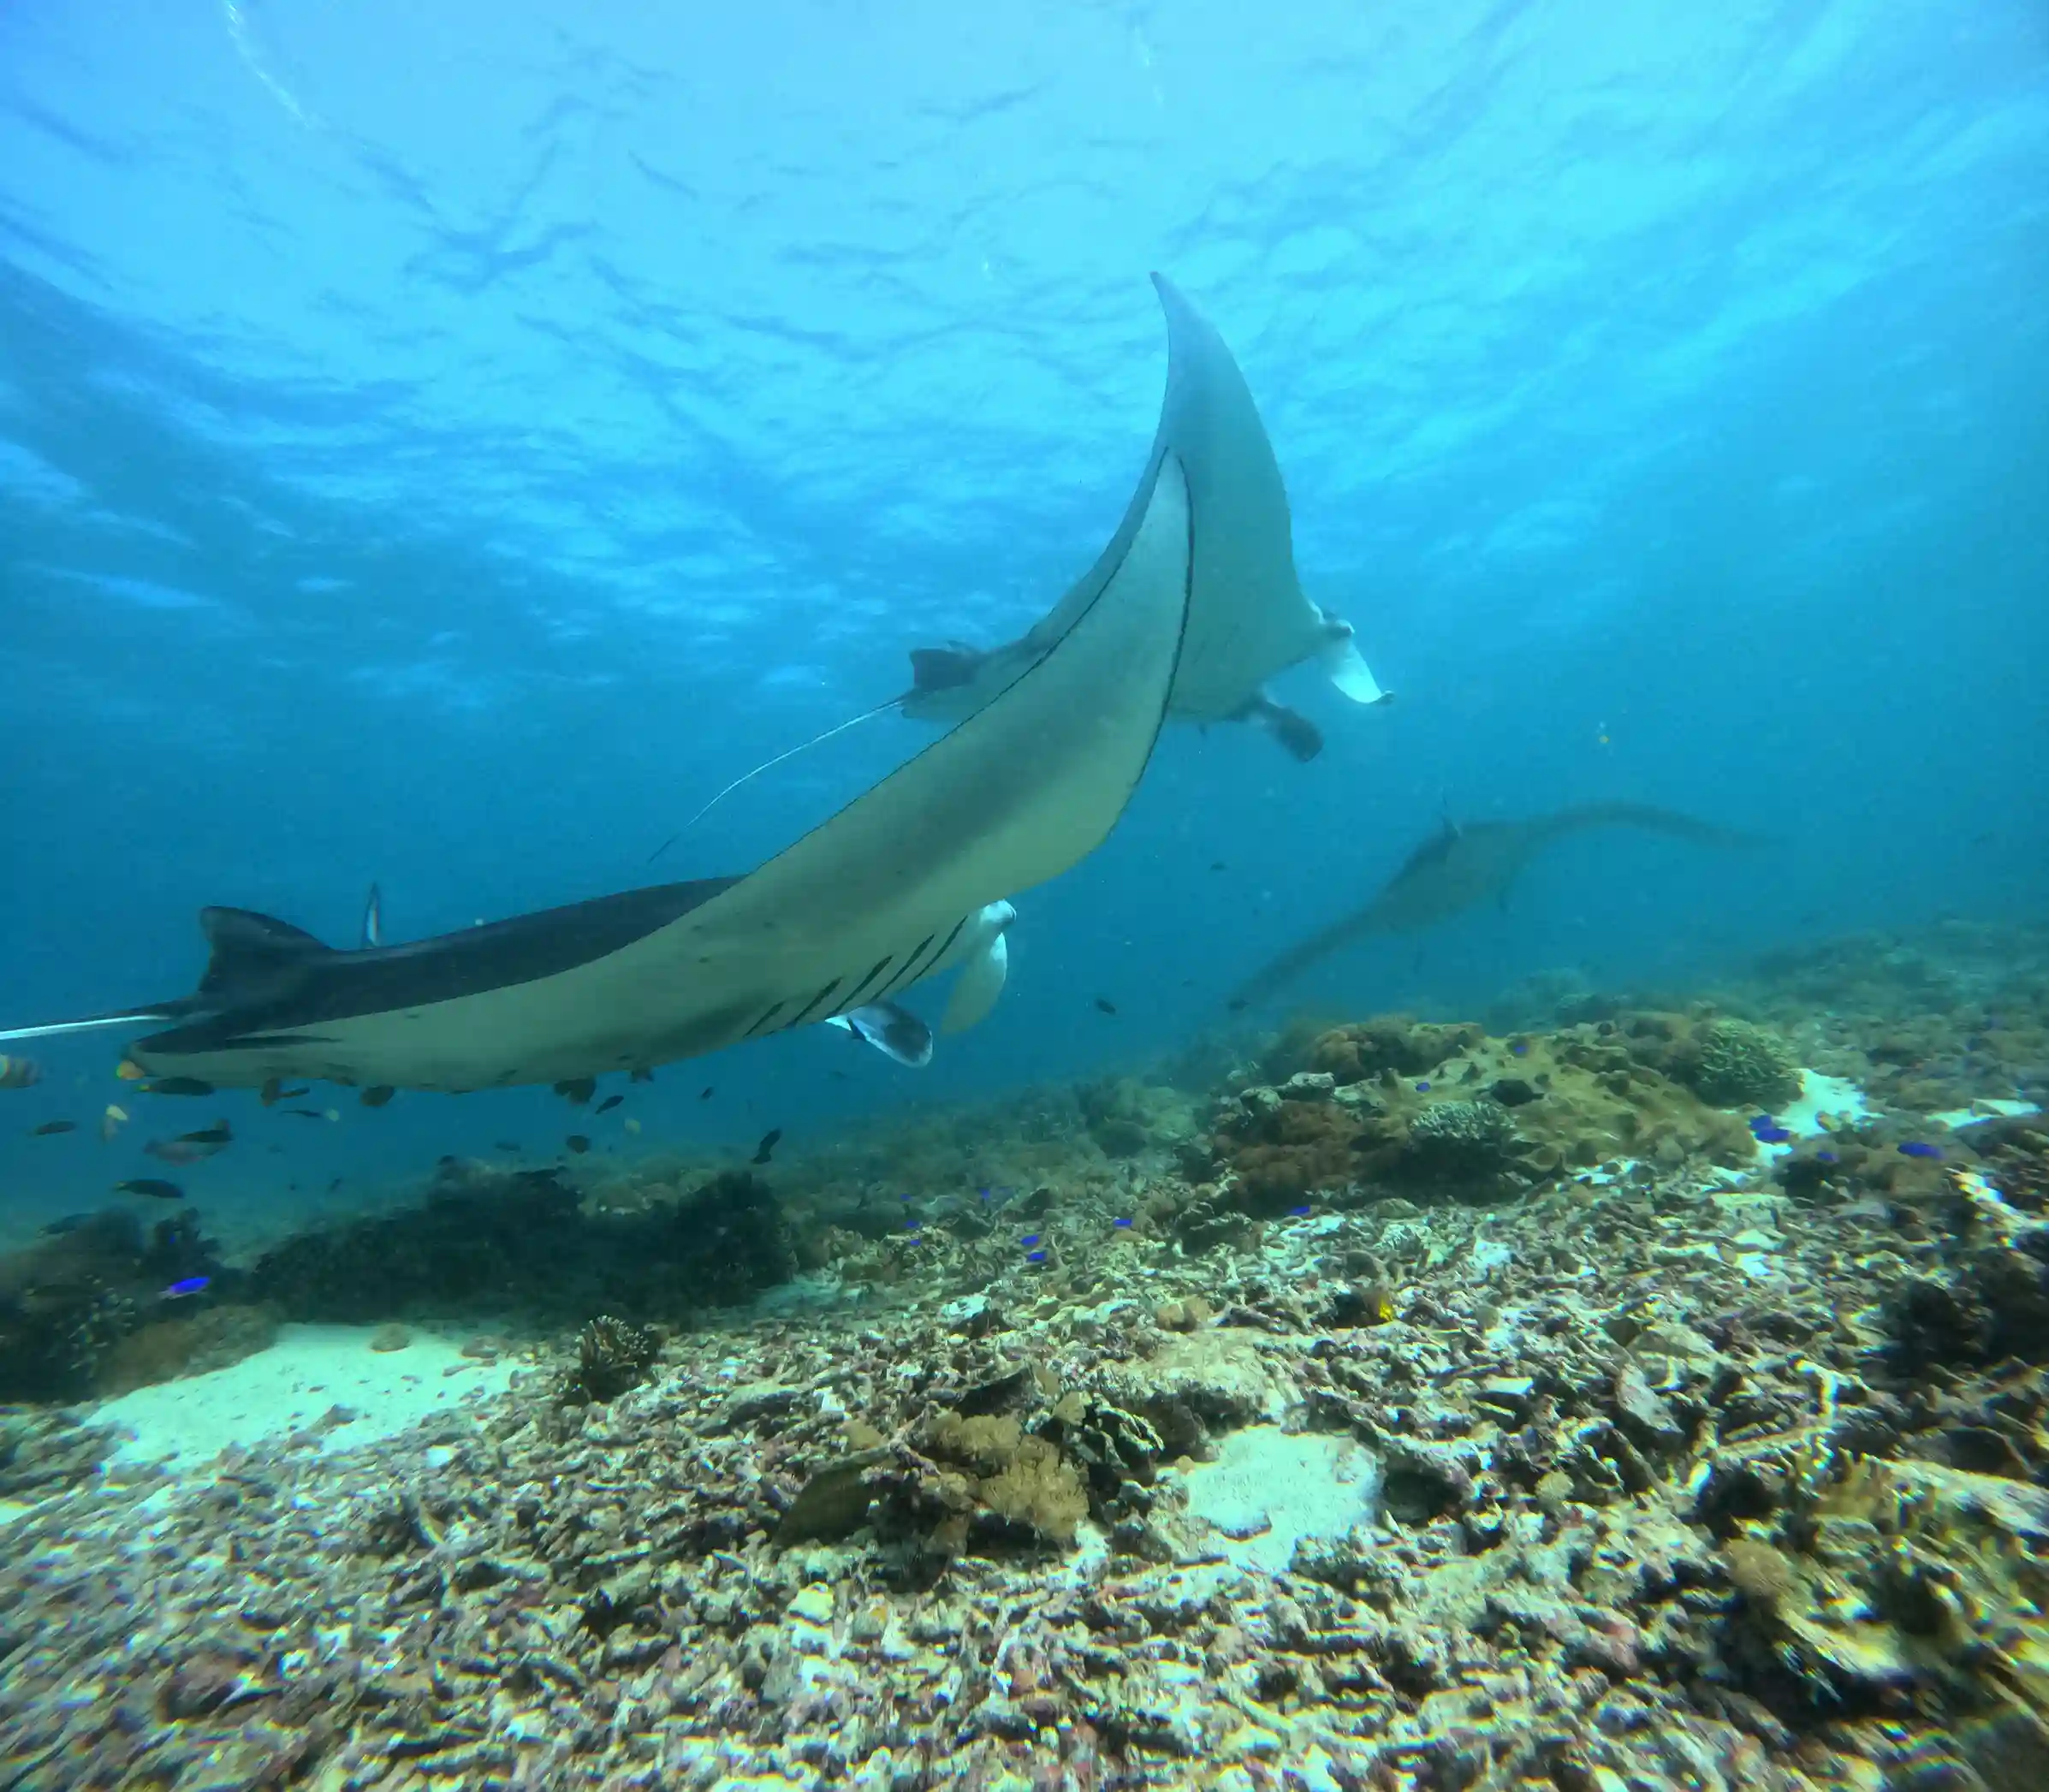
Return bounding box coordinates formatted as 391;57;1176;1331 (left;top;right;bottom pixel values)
2;5;2048;1789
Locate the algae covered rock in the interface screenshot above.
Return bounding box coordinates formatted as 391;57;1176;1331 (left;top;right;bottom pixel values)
1684;1018;1803;1110
1719;1455;2049;1767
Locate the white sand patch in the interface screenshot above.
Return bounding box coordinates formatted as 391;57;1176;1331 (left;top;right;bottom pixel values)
1931;1098;2040;1130
91;1324;516;1474
1173;1424;1381;1574
1754;1069;1871;1161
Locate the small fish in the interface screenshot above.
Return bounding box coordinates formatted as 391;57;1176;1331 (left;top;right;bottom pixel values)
140;1077;215;1097
595;1095;623;1114
1816;1150;1839;1164
360;1086;396;1108
1415;1081;1431;1093
751;1128;782;1166
1752;1124;1794;1145
566;1135;591;1154
555;1077;597;1106
361;881;383;949
1112;1217;1132;1228
144;1139;208;1165
282;1107;326;1119
30;1119;76;1136
0;1053;43;1090
1020;1233;1042;1247
115;1059;145;1082
116;1178;185;1200
1898;1141;1943;1160
258;1077;311;1107
630;1068;655;1084
162;1275;211;1298
1093;997;1118;1016
699;1086;715;1101
1286;1204;1311;1217
1024;1249;1048;1264
98;1103;128;1144
1209;861;1227;872
1511;1042;1529;1057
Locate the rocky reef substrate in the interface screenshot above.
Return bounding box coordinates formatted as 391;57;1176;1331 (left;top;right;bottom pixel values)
2;980;2046;1789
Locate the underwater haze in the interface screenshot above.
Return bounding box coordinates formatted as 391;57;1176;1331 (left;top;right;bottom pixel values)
2;0;2046;1225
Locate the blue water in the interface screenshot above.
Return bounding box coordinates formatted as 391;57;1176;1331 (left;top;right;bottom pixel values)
3;1;2046;1235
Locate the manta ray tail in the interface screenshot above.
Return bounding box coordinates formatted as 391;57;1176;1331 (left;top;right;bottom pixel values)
647;697;901;864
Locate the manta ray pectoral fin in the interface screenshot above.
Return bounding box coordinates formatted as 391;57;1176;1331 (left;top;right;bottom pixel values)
826;1001;935;1068
1320;630;1393;705
941;929;1009;1035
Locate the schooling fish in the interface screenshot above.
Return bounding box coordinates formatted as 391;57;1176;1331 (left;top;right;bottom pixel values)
98;1103;128;1143
1232;804;1771;1006
259;1077;311;1107
359;1085;395;1107
1093;996;1118;1016
629;1067;654;1084
0;1053;42;1090
555;1077;597;1106
140;1077;215;1097
595;1094;623;1113
360;882;383;950
565;1135;591;1154
116;1178;185;1200
699;1086;715;1101
30;1119;76;1136
282;1107;326;1119
751;1128;782;1166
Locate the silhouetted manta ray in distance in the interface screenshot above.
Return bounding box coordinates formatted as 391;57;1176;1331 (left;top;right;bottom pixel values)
1232;803;1768;1007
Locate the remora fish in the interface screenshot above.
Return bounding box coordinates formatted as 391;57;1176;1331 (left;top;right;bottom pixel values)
0;271;1332;1094
646;275;1389;859
1232;804;1767;1005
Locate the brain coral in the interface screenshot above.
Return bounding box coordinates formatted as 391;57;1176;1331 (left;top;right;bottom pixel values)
1687;1018;1803;1111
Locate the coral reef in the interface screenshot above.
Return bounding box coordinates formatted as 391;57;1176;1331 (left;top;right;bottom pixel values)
1682;1016;1805;1110
3;925;2047;1789
559;1315;663;1405
0;1208;226;1403
1209;1012;1759;1210
246;1163;793;1326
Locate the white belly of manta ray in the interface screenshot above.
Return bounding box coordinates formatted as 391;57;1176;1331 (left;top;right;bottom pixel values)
128;901;1018;1095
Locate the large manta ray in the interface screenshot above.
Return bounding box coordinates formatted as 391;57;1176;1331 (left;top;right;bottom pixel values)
4;274;1308;1095
1231;803;1769;1007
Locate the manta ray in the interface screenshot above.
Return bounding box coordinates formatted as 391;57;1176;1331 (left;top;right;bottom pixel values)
646;277;1391;861
1232;802;1767;1006
3;274;1309;1095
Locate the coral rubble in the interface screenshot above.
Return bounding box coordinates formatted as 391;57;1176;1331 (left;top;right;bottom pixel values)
3;936;2048;1789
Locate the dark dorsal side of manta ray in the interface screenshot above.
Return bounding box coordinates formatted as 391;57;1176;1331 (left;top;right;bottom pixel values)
1232;803;1768;1006
2;272;1311;1095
